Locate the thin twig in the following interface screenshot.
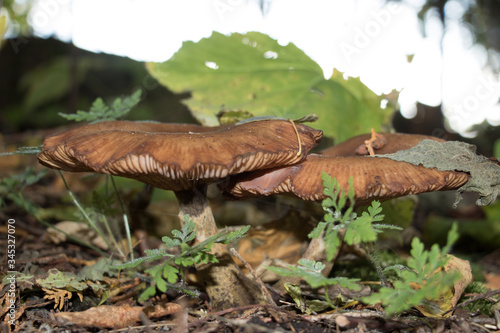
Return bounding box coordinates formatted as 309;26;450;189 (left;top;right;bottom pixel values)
442;288;500;316
229;247;277;307
288;119;302;157
188;304;303;329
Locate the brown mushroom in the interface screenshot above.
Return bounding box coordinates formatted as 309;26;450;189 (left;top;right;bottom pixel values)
221;133;471;291
224;132;466;204
37;119;323;310
223;153;470;205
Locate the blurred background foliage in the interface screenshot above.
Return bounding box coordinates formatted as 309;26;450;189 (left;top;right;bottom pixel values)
413;0;500;71
0;36;196;133
1;0;32;37
0;0;499;152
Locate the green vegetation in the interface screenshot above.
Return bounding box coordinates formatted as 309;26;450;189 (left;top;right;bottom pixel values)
363;224;461;314
115;215;250;301
267;259;361;311
268;173;465;316
0;167;46;213
309;172;401;262
59;89;142;123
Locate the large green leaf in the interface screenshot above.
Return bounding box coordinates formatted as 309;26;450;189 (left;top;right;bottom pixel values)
20;56;90;111
147;31;393;142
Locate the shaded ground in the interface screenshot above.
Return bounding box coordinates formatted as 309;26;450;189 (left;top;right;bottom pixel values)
1;129;499;333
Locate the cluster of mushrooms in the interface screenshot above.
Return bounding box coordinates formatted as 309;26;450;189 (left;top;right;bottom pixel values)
38;119;472;310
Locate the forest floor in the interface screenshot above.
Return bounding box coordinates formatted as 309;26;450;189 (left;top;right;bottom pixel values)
1;129;499;333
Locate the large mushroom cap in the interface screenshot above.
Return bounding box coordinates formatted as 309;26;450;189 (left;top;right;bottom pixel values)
222;154;470;206
322;132;444;156
38;120;323;191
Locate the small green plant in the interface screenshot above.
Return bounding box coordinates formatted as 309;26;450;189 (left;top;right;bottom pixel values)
58;89;142;123
57;91;145;258
363;223;461;314
0;92;147;260
267;173;401;310
267;259;361;311
115;215;250;301
0;167;46;213
74;184;130;259
57;171;130;258
310;172;401;261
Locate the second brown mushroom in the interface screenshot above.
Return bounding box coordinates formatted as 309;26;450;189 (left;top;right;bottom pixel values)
37;119;323;310
222;133;472;290
224;133;470;205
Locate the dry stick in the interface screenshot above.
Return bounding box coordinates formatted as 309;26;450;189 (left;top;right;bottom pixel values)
364;128;378;156
188;304;305;329
442;288;500;316
229;248;277;307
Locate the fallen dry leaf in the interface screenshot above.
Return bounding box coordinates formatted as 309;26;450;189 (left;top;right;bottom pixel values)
414;255;473;317
55;303;182;329
230;217;311;273
47;221;108;250
446;255;474;308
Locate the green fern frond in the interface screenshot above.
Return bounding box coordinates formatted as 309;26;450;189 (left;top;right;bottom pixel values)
59;89;142;123
114;215;249;300
362;224;461;314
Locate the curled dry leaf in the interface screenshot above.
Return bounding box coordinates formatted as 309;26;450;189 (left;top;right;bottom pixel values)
55;303;182;329
446;255;474;309
412;255;473;318
43;288;79;310
47;221;108;250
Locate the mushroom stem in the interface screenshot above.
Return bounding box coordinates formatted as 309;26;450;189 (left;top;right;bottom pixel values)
175;186;219;242
174;186;266;310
